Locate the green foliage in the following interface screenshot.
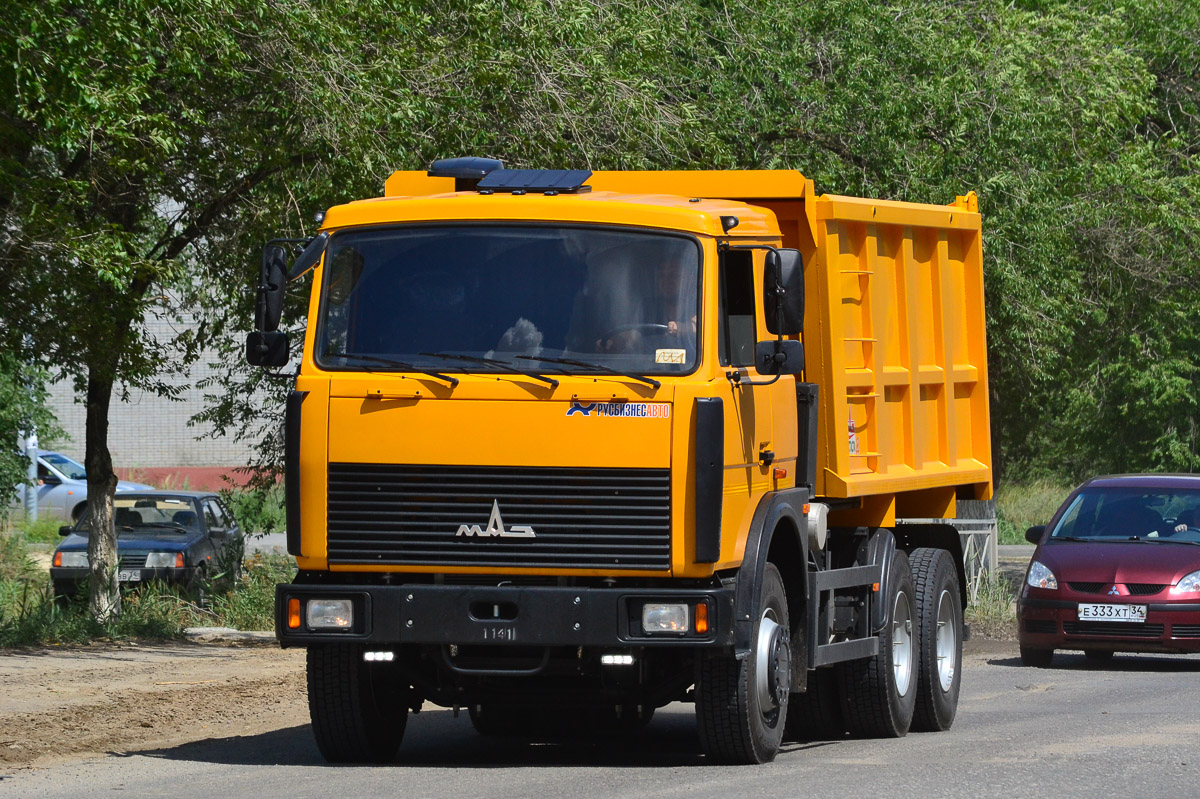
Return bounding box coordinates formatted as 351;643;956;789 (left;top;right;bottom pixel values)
996;479;1075;543
220;486;285;535
966;573;1018;640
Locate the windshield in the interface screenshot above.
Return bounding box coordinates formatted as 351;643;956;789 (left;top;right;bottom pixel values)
1049;488;1200;543
75;497;202;534
42;453;87;480
315;225;701;375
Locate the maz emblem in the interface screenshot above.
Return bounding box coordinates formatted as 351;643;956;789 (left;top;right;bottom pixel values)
456;500;536;538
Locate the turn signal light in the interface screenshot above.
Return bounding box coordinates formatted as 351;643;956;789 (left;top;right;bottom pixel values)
53;552;62;567
773;468;787;480
695;602;709;634
174;553;185;568
287;598;302;629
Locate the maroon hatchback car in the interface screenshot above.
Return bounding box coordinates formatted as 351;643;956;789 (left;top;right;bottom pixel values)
1018;474;1200;666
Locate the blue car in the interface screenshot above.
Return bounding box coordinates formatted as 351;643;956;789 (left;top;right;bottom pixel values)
51;491;243;601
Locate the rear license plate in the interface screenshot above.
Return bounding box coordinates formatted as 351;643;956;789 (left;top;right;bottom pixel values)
118;569;141;582
1077;603;1146;622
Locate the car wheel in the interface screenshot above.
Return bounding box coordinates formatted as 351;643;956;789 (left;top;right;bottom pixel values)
696;562;791;764
71;503;86;523
1019;646;1054;667
1083;649;1113;662
53;579;80;604
838;549;919;738
909;548;963;732
307;644;408;763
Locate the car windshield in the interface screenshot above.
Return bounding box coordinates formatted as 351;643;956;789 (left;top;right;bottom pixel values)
1049;487;1200;544
315;225;701;376
75;497;201;534
42;453;87;481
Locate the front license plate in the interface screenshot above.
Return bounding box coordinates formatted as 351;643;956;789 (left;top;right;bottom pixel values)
1078;603;1146;623
117;569;141;582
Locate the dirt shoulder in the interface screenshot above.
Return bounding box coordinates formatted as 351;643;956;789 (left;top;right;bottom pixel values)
0;641;308;771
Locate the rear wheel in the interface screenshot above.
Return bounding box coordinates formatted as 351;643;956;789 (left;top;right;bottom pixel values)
1019;646;1054;667
696;562;791;764
307;644;409;763
909;548;963;732
839;550;918;738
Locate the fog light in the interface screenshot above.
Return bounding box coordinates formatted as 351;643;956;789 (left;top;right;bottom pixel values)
642;603;689;633
601;654;635;666
364;650;394;662
307;598;354;630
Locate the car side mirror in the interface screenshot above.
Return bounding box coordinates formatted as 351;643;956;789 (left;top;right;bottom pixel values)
40;474;61;487
1025;525;1046;544
59;525;73;537
754;339;804;375
246;330;289;367
763;248;805;336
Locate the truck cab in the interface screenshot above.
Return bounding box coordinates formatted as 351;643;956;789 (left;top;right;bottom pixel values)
249;159;991;764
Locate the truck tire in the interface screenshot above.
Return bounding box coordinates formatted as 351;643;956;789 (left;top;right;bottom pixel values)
784;666;845;742
696;563;790;764
307;644;408;763
839;549;917;738
909;547;963;732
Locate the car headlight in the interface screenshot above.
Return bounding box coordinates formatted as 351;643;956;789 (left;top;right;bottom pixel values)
144;552;180;568
58;551;88;568
306;599;354;630
1027;560;1058;590
1171;569;1200;595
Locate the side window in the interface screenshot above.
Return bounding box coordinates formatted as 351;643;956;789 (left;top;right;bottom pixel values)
203;501;223;532
719;249;756;367
215;500;236;531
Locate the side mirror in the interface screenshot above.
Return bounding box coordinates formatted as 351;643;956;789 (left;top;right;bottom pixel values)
1025;525;1046;544
59;525;73;537
763;248;805;336
255;245;289;332
754;339;804;375
246;330;290;367
40;474;62;487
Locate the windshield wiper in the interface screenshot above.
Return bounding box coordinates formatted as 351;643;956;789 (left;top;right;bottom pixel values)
326;353;459;387
1050;536;1093;542
514;355;660;389
419;352;559;388
135;522;189;531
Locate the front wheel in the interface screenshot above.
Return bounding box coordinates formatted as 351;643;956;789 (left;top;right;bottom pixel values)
696;562;791;764
839;549;918;738
909;548;963;732
307;644;409;763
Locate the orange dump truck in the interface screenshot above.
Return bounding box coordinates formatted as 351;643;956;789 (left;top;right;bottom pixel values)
246;158;991;764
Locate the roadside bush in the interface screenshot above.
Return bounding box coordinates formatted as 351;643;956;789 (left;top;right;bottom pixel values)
221;484;285;535
966;574;1017;640
995;479;1073;544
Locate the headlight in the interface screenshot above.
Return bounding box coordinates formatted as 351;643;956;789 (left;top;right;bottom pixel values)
1171;570;1200;595
1027;560;1058;590
306;599;354;630
58;552;88;568
144;552;179;568
642;603;689;633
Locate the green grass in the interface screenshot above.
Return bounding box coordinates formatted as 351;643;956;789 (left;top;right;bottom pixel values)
966;573;1018;640
0;533;293;646
995;478;1073;544
222;484;286;535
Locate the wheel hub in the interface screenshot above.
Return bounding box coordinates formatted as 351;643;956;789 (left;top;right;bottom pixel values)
892;590;913;697
934;588;957;691
755;611;791;714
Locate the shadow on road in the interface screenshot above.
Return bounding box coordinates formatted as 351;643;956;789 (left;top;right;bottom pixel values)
128;708;725;768
988;651;1200;671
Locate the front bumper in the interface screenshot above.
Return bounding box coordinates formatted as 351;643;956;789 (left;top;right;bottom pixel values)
1018;595;1200;653
275;582;735;648
50;567;191;585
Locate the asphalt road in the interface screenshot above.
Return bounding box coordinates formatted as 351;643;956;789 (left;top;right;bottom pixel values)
4;641;1197;799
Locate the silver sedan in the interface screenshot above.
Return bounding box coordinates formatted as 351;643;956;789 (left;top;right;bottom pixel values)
10;450;154;522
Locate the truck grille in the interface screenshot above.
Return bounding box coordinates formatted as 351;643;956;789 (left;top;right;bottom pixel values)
326;464;671;570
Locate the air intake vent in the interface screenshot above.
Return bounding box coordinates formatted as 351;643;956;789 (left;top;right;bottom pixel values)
326;464;670;571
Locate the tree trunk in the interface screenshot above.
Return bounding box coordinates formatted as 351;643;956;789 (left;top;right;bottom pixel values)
85;368;120;622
